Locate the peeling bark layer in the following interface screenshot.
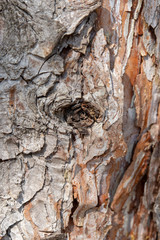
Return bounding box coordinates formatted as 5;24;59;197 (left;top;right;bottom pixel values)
0;0;160;239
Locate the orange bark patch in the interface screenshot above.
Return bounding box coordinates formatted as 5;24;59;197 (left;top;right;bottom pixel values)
135;14;143;36
134;132;151;156
111;132;152;212
134;73;152;130
125;37;140;86
24;202;40;240
54;199;62;220
99;194;109;206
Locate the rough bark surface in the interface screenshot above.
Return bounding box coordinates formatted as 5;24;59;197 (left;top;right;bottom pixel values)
0;0;160;239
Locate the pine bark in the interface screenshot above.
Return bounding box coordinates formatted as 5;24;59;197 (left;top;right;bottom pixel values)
0;0;160;239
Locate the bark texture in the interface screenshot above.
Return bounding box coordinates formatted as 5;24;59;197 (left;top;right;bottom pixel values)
0;0;160;239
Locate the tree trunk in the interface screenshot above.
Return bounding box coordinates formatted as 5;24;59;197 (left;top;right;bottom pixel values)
0;0;160;239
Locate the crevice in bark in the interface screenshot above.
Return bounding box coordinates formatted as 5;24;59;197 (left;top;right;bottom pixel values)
65;198;79;233
2;230;11;240
2;219;22;240
148;25;157;42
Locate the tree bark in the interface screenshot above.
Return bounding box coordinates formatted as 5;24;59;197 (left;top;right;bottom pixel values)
0;0;160;239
